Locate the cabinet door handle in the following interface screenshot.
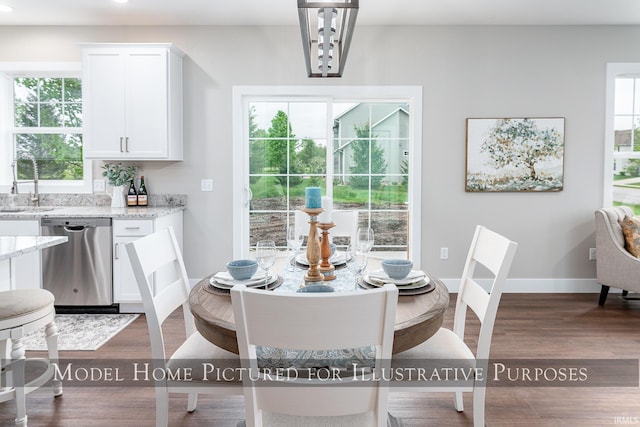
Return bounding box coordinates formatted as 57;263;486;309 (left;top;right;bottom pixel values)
120;137;124;153
125;137;129;153
114;242;119;260
125;227;140;230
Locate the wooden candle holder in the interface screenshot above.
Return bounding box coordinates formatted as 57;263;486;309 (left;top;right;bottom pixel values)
302;208;323;283
318;222;336;281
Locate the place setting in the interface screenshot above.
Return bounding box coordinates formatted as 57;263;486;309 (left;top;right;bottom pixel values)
292;247;351;270
357;259;435;295
206;246;283;295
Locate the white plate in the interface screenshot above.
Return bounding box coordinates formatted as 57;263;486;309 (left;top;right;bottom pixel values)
211;271;277;288
366;269;427;286
295;250;349;266
364;276;430;290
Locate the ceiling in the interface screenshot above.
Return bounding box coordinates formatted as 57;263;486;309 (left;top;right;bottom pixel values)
1;0;640;26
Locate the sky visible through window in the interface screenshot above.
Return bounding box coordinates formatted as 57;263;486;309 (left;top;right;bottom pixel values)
251;102;357;143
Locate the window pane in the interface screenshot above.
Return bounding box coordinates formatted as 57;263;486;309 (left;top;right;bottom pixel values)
611;74;640;214
40;101;62;127
370;210;408;252
14;102;38;127
250;176;287;211
247;99;412;255
64;78;82;102
64;102;82;127
615;78;634;115
296;138;326;175
39;78;62;102
288;102;326;139
250;212;286;247
372;184;408;208
249;102;287;138
11;74;84;184
16;133;83;180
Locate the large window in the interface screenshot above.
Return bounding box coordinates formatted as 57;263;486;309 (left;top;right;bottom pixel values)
233;86;422;262
0;63;91;194
605;64;640;214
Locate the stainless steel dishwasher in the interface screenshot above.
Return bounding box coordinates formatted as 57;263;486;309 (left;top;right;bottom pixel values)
41;218;114;311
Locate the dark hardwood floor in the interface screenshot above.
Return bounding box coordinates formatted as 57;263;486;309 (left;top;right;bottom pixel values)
2;293;639;426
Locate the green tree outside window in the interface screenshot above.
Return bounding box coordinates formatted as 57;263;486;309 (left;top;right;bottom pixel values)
13;77;83;180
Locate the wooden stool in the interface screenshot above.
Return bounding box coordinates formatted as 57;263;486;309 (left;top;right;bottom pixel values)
0;289;62;427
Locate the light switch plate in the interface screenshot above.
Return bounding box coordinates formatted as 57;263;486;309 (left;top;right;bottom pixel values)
93;179;106;192
201;179;213;192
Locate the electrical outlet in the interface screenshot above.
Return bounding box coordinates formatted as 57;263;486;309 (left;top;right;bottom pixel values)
93;179;106;192
440;247;448;260
589;248;596;260
201;179;213;192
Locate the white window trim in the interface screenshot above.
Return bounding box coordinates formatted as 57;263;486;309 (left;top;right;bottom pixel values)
232;86;423;267
0;62;92;194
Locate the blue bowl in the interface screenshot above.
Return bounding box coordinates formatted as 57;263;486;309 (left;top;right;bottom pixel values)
297;284;335;293
226;259;258;281
381;259;413;279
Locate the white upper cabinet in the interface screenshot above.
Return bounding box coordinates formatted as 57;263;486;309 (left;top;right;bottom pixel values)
81;43;184;160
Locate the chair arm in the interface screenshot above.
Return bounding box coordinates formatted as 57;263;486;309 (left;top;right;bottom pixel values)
595;210;640;292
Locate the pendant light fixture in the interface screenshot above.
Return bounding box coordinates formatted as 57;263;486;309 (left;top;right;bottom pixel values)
297;0;359;78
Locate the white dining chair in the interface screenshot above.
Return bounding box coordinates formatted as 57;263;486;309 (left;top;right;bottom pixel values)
125;227;242;427
295;209;359;248
231;283;398;427
392;225;517;427
330;210;359;248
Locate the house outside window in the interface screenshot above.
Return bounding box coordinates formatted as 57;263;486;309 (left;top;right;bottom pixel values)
0;63;92;194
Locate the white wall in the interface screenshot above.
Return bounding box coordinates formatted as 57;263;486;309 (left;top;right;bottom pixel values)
0;24;635;290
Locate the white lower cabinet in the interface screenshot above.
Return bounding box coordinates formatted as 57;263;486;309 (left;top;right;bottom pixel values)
113;212;183;312
0;220;41;292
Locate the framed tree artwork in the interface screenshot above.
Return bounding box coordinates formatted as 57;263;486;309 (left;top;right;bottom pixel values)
465;117;565;192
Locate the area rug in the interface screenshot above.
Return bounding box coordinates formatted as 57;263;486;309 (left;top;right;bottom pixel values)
22;314;139;351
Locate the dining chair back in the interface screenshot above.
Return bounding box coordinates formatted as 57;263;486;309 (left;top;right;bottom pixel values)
231;283;398;427
330;210;359;248
126;226;241;427
392;225;517;427
295;209;358;248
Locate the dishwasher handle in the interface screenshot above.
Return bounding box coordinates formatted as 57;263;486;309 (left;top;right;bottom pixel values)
64;225;88;232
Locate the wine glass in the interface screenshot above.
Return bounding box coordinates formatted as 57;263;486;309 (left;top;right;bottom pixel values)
357;227;374;253
347;244;368;290
286;226;303;272
255;240;277;288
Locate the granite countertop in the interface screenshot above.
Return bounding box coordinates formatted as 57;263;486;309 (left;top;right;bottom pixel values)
0;205;185;219
0;236;68;261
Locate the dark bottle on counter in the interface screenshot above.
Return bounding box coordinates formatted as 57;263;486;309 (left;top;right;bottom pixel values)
137;176;148;207
127;180;138;207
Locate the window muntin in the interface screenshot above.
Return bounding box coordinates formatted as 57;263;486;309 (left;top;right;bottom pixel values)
12;77;84;181
247;100;411;254
610;75;640;214
0;63;91;194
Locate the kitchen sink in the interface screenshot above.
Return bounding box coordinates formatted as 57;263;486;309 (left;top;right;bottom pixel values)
0;206;56;213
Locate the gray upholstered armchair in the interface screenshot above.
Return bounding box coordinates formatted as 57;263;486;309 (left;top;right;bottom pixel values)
595;206;640;305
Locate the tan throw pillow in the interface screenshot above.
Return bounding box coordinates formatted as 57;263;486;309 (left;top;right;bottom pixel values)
620;215;640;258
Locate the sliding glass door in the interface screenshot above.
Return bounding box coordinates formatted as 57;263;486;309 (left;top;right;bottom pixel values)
233;87;422;263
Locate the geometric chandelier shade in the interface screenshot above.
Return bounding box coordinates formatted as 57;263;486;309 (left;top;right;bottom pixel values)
297;0;359;77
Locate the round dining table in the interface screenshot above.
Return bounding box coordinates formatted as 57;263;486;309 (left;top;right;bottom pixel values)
188;267;450;355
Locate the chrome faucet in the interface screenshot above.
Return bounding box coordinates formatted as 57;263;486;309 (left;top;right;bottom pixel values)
11;154;39;207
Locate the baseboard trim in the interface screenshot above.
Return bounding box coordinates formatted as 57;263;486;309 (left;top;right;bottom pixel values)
440;278;615;293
